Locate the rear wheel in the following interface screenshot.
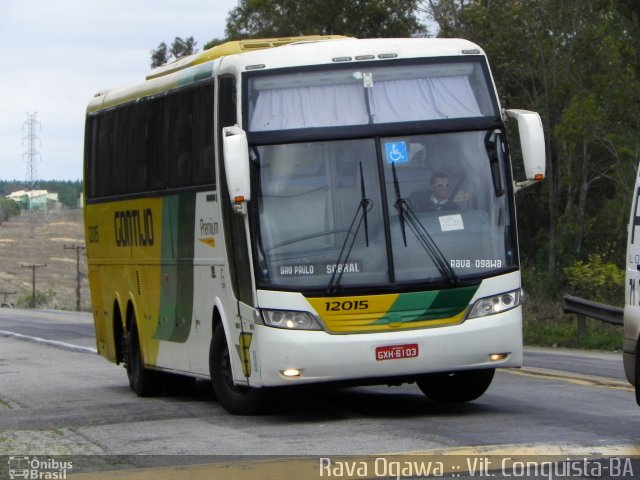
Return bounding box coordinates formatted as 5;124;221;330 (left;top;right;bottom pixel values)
209;323;267;415
125;317;161;397
417;369;495;403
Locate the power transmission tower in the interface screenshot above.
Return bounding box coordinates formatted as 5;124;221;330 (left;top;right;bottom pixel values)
64;244;86;311
22;112;41;238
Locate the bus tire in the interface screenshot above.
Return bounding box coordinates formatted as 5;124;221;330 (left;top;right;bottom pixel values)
416;369;495;403
209;324;266;415
125;318;161;397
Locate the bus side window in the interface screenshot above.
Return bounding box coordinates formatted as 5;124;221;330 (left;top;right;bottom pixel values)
112;106;131;195
218;75;236;127
96;112;114;198
147;97;168;191
168;90;193;188
129;101;148;193
85;115;99;199
192;83;215;186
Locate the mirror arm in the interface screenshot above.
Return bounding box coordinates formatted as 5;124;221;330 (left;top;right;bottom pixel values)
514;180;540;192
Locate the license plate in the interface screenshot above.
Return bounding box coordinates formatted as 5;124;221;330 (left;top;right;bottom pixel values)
375;343;419;361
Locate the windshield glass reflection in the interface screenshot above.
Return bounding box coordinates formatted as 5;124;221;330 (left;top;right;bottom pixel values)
252;132;516;292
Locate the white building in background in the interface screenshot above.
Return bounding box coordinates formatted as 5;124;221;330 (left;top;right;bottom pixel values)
5;190;59;210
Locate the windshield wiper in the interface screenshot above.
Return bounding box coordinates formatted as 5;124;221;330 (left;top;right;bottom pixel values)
391;162;459;286
392;162;408;246
359;162;370;247
327;162;372;293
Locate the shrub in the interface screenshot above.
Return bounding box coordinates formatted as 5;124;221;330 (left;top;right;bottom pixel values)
564;254;624;306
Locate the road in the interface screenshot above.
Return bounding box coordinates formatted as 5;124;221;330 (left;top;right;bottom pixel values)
0;309;638;479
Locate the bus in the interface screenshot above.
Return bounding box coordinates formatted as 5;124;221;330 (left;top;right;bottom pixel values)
624;167;640;406
84;36;545;415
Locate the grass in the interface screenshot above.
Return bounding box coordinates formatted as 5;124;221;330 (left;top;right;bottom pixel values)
0;208;89;311
523;297;623;351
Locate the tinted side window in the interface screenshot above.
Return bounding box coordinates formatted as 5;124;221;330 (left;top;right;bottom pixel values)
85;78;215;201
192;84;215;186
95;112;113;198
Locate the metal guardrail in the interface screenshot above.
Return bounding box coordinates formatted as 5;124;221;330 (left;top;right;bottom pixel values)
562;294;623;326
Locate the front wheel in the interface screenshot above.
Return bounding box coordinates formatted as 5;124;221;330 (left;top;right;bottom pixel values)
209;324;267;415
417;369;495;403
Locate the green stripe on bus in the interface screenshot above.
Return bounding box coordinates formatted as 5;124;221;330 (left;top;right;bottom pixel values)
154;194;196;342
372;285;478;325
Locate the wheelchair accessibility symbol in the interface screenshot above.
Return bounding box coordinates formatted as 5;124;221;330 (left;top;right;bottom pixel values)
385;142;409;164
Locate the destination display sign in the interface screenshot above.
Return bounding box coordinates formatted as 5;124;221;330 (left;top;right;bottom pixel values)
278;260;363;276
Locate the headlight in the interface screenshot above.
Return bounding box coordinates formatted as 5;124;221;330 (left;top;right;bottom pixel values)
467;289;522;319
260;309;323;331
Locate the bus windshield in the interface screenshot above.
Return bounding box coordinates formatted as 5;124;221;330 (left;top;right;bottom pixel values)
246;58;515;292
251;131;517;292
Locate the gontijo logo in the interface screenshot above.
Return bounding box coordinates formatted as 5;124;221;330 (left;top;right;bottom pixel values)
114;208;154;247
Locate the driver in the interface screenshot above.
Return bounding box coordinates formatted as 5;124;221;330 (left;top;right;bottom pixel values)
418;172;460;211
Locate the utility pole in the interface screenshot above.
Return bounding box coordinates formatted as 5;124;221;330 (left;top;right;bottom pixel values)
21;263;46;308
64;244;85;311
22;112;41;238
0;290;17;307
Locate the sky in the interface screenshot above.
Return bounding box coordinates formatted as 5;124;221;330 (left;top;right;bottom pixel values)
0;0;239;181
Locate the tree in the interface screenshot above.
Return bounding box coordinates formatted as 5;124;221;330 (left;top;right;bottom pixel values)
150;37;198;68
150;42;169;68
203;38;227;50
0;197;21;222
422;0;640;287
225;0;427;39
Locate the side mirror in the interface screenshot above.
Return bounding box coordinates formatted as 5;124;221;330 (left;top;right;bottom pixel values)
222;126;251;212
505;109;546;190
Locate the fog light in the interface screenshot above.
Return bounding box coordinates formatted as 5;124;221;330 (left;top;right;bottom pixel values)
282;369;301;378
489;353;509;362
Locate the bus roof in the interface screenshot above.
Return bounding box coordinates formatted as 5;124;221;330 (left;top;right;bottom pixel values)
221;37;486;73
87;35;347;113
146;35;349;80
86;36;486;114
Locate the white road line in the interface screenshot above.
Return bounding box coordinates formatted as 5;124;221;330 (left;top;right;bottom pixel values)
0;329;97;354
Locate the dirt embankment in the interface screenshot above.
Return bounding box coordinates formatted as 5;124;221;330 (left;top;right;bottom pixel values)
0;208;90;311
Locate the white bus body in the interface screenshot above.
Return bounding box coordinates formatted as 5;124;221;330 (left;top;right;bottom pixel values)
85;37;545;414
624;167;640;405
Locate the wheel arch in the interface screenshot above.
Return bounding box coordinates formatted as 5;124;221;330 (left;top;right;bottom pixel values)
211;297;230;341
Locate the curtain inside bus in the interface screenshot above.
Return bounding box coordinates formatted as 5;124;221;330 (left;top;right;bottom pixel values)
249;71;484;131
